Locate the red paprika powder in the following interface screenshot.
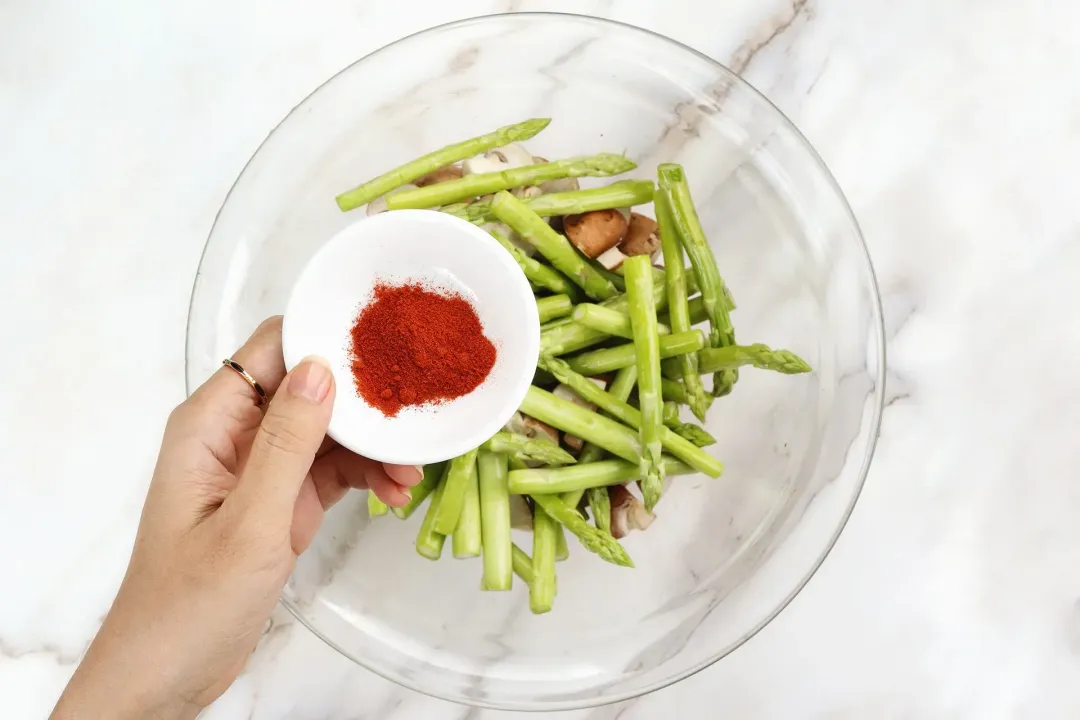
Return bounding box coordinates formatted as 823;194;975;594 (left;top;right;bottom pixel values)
349;279;497;417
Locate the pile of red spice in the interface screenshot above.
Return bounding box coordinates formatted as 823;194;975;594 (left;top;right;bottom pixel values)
349;279;498;417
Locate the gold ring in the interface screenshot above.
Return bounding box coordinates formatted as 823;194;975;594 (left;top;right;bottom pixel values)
221;359;268;406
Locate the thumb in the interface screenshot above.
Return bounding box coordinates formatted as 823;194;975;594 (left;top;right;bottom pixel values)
231;356;335;518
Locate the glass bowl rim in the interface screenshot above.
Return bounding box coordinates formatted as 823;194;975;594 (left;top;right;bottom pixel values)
185;11;886;712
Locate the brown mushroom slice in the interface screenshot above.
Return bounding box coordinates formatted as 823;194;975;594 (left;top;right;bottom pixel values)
513;185;544;200
609;484;656;539
564;209;629;259
596;244;629;271
414;165;464;187
621;212;661;259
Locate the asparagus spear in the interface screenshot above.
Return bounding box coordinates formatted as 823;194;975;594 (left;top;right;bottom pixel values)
519;386;642;465
387;154;636;210
658;163;738;395
572;303;671;339
336;118;550;211
478;451;512;590
662;400;679;426
669;422;717;448
432;448;480;536
656;188;711;421
563;366;637;506
661;344;813;378
466;179;655;222
555;526;569;562
452;455;482;558
392;461;447;519
540;356;723;477
537;294;574;324
368;492;389;517
483;431;577;466
416;466;450;560
491;192;619;301
565;330;705;376
511;543;534;586
623;256;665;510
531;506;558;614
510;457;695;494
488;228;582;300
538;269;699;356
529;493;633;567
590;486;612;534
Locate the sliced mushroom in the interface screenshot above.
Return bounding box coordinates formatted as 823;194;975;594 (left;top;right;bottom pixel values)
513;185;544;200
621;212;661;259
366;184;418;216
533;156;580;194
510;495;533;531
609;484;656;539
463;143;535;175
596;244;629;271
488;143;535;168
521;416;560;446
414;165;464;187
564;209;628;259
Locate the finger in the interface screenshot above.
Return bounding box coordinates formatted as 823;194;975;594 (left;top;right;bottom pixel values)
193;316;289;413
383;464;424;487
229;356;335;518
310;448;411;509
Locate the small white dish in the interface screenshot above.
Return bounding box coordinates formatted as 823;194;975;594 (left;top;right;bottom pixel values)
282;210;539;465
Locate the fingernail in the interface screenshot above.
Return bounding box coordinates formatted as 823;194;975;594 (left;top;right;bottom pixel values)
288;356;333;403
414;465;425;482
400;486;412;501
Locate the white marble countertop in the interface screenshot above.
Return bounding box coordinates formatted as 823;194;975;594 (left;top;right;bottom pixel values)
3;0;1079;717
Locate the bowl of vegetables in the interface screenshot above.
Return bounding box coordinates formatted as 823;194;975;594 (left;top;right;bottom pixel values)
186;13;884;711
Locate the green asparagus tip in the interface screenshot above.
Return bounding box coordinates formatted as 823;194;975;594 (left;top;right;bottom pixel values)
506;117;552;142
587;153;638;175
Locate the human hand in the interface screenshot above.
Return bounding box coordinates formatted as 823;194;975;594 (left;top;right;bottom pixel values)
51;317;421;720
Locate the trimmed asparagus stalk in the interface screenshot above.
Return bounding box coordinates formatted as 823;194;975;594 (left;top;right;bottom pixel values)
387;154;636;210
519;386;642;465
656;188;711;421
538;269;699;356
540;356;723;477
563;365;637;506
623;256;665;510
432;448;480;536
555;526;569;562
661;344;813;378
415;465;450;560
451;454;481;558
537;294;574;324
491;191;619;301
478;451;512;590
529;493;633;567
336;118;551;211
565;330;705;376
658;163;738;395
368;492;389;517
483;431;577;466
467;179;655;222
572;303;672;339
392;461;447;519
511;543;534;586
530;506;558;614
510;457;695;494
488;228;582;300
589;487;611;534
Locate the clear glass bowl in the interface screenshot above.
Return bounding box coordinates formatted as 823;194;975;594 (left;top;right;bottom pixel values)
186;13;884;711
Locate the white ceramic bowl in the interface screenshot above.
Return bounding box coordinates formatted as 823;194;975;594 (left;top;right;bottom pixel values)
281;209;540;466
